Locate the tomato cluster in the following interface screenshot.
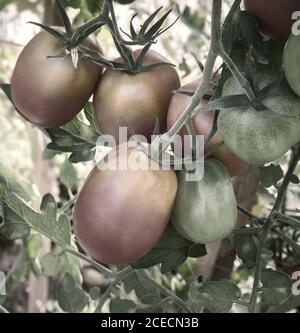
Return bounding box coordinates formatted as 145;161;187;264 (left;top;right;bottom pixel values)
10;1;300;266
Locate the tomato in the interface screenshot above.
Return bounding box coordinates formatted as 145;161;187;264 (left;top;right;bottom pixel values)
93;49;181;142
218;72;300;165
167;80;248;177
172;159;237;244
11;29;102;128
283;33;300;97
244;0;300;42
73;143;178;265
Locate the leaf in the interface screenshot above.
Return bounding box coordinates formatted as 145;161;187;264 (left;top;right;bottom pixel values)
260;164;284;188
45;115;99;163
288;174;300;184
188;279;241;313
109;298;136;313
261;269;292;305
132;225;206;274
233;232;257;269
0;189;71;246
60;158;77;189
57;273;89;313
41;253;64;277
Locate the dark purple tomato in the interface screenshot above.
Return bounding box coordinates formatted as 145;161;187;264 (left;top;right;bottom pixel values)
93;49;181;142
11;29;102;128
167;80;249;177
244;0;300;42
73;143;178;265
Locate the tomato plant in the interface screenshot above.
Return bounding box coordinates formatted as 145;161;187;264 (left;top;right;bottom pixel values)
94;49;180;142
167;80;248;177
11;31;102;128
172;159;237;244
73;143;177;265
244;0;300;42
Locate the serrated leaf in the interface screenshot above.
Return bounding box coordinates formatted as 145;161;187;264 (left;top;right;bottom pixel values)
0;190;71;246
57;273;89;313
261;269;292;305
260;164;284;188
60;158;77;189
109;298;136;313
188;279;241;313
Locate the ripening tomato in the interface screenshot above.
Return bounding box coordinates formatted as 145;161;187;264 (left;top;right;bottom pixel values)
172;159;238;244
218;72;300;165
167;80;249;177
73;143;177;265
93;49;181;142
11;29;102;128
244;0;300;41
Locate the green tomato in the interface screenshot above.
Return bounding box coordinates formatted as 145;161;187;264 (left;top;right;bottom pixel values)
283;33;300;97
172;159;237;244
218;72;300;165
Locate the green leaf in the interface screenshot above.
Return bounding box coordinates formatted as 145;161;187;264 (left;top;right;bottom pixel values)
132;225;206;274
45;115;99;163
57;273;89;313
60;158;77;189
109;298;136;313
288;174;300;184
41;253;64;277
84;103;101;134
261;269;292;305
188;279;241;313
260;164;284;188
233;232;257;269
0;189;71;246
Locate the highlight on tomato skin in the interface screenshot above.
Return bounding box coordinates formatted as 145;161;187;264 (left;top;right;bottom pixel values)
93;49;181;143
11;30;102;128
73;143;178;265
167;80;249;177
244;0;300;42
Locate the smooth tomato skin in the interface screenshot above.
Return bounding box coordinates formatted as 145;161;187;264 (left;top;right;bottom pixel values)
172;159;237;244
218;72;300;165
283;33;300;97
167;81;248;177
244;0;300;42
93;49;181;142
73;143;178;265
11;30;102;128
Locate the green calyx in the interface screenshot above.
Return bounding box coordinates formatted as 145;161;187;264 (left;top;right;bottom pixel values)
27;0;178;74
28;0;109;69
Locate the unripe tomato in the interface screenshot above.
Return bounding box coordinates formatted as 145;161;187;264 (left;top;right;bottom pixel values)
73;143;178;265
283;32;300;97
172;159;238;244
93;49;181;142
244;0;300;42
11;30;102;128
167;81;248;177
218;72;300;165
